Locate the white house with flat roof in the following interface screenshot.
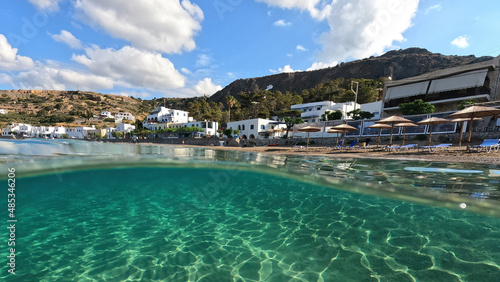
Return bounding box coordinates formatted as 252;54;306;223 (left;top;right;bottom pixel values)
0;109;8;114
116;123;135;133
145;107;191;124
100;111;114;118
227;118;286;139
359;101;383;119
115;112;135;122
291;101;359;122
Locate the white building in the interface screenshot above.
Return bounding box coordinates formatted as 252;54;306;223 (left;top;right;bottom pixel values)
359;101;383;119
146;121;218;138
115;112;135;122
67;125;96;139
227;118;286;139
106;127;116;139
291;101;359;122
100;111;114;118
116;123;135;133
145;107;191;124
0;109;8;114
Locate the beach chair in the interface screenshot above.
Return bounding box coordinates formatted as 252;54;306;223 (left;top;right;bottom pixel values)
419;143;452;153
384;145;400;151
345;140;358;150
398;144;418;151
333;141;343;149
471;139;500;153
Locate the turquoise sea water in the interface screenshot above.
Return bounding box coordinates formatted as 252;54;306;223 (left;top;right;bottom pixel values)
1;139;500;281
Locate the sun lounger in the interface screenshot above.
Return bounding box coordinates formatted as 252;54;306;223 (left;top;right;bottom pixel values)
384;145;400;151
345;140;358;150
471;139;500;153
333;141;343;149
419;143;452;153
398;144;418;151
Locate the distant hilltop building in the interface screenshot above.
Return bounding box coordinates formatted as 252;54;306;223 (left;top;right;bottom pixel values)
0;109;8;114
383;54;500;116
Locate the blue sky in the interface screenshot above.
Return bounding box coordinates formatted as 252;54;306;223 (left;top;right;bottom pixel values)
0;0;499;99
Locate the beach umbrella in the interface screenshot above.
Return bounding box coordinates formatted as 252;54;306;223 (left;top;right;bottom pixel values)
331;124;358;148
376;116;413;146
393;122;418;146
447;106;500;151
297;126;321;149
367;123;392;147
326;129;344;145
450;117;482;147
417;117;451;146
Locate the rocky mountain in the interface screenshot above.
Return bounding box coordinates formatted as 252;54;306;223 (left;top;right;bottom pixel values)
209;48;493;103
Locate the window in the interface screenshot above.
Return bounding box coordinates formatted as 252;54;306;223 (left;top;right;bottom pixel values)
317;107;321;110
311;119;315;122
250;125;254;130
242;125;245;130
238;125;241;130
260;125;265;130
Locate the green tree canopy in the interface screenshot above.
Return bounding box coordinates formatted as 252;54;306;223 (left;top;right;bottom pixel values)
321;110;343;121
347;109;375;120
399;99;435;115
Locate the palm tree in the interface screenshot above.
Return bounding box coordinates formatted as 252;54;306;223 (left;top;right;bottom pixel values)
226;95;236;122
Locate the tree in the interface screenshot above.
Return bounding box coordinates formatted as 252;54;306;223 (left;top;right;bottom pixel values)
399;99;435;115
458;98;475;110
226;95;236;122
347;109;375;120
321;110;343;121
283;116;304;138
112;131;123;139
223;128;234;138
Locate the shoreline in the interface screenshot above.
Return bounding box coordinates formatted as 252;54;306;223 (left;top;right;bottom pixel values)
142;143;500;165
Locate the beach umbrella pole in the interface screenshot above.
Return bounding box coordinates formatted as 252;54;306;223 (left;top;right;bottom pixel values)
467;117;473;151
389;125;394;146
459;121;464;147
428;124;433;146
403;127;407;146
377;129;381;147
306;132;310;149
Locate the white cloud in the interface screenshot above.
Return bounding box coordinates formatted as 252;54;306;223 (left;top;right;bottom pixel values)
112;91;151;98
72;45;186;90
0;34;35;71
74;0;203;54
307;61;338;71
425;4;442;14
451;35;469;48
273;19;291;27
296;45;307;51
287;53;293;57
196;54;213;67
52;30;83;49
257;0;419;64
194;78;222;96
5;61;114;90
256;0;331;20
28;0;61;11
270;65;300;73
181;68;192;75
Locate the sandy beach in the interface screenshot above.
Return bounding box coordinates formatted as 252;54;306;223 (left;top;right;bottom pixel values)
174;144;500;165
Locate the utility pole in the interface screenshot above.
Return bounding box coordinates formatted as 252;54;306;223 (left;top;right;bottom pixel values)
351;81;359;109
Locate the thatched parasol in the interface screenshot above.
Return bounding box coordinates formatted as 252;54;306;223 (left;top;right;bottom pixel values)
367;123;392;147
298;126;321;149
376;116;413;146
447;106;500;151
330;124;358;148
393;122;418;146
417;117;451;145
